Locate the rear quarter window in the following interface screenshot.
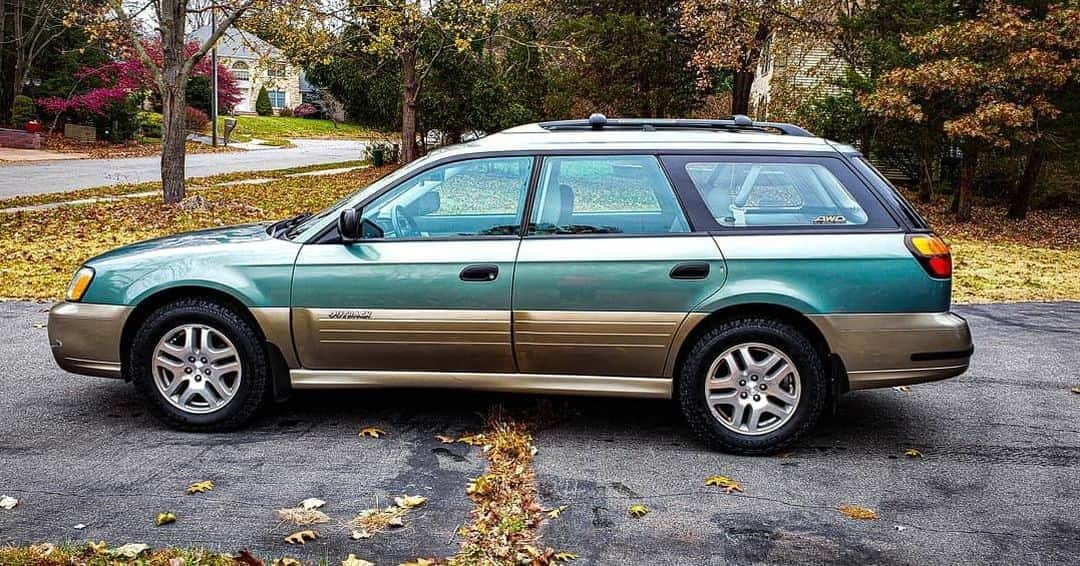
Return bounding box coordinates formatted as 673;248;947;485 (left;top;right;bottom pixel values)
663;155;898;231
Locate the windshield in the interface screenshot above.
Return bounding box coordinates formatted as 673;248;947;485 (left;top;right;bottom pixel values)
283;153;437;238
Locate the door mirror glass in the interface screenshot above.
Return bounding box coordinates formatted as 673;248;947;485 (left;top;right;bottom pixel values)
339;208;360;242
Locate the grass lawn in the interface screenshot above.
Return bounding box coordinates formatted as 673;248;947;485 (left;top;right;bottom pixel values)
0;167;1077;302
215;115;382;145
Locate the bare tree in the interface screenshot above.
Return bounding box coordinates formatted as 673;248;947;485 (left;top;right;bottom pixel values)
0;0;72;119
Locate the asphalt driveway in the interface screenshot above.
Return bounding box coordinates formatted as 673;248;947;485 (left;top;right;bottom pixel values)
1;301;1078;564
0;139;369;199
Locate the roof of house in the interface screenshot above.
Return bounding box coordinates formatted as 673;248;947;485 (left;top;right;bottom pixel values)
188;26;281;61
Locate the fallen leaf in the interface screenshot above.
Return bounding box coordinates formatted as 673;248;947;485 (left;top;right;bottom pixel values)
904;448;923;458
359;426;386;438
399;559;436;566
457;434;486;446
30;543;55;557
108;543;150;558
0;495;18;510
628;504;649;518
235;549;264;566
284;529;319;544
87;541;108;555
1071;386;1080;394
546;505;567;519
342;554;374;566
839;504;878;520
299;497;326;510
554;551;579;562
394;494;427;509
351;529;372;540
155;511;176;526
435;435;455;444
893;385;912;392
277;506;331;525
187;480;214;494
705;475;744;494
273;558;301;566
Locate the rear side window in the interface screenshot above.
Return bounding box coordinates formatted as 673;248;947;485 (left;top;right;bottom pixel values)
528;155;690;235
684;162;867;227
850;156;930;229
663;155;897;230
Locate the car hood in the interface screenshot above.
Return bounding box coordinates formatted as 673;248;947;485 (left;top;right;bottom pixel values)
86;222;275;264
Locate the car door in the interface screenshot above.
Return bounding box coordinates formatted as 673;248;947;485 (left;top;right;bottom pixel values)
512;154;727;377
291;155;534;372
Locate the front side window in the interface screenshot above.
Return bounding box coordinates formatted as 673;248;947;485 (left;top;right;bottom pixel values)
268;90;286;109
528;155;690;235
684;161;869;227
360;156;533;239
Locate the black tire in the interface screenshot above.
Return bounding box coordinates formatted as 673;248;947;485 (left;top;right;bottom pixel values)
677;317;827;455
128;298;269;431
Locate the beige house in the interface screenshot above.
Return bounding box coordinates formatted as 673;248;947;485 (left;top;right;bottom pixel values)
189;26;302;114
749;30;847;121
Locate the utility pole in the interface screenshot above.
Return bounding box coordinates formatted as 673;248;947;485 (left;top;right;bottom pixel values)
211;8;219;146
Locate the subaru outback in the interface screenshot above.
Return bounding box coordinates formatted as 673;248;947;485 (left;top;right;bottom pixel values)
49;114;973;454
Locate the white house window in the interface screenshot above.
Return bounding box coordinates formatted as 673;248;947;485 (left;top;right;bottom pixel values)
231;61;250;81
268;90;286;109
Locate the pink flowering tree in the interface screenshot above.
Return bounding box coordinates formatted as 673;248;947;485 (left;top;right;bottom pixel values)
36;40;239;132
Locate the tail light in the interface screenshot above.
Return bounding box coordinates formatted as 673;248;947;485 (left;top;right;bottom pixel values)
905;234;952;278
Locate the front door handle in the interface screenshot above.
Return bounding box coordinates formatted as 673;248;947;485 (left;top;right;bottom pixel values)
670;262;710;280
460;264;499;282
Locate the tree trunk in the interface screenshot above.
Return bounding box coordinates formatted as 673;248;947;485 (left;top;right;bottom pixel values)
952;144;979;222
731;70;754;115
917;156;934;203
400;51;419;163
161;82;188;204
1007;144;1046;220
731;23;770;117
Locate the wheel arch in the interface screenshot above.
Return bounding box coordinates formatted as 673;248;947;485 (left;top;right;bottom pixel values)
119;285;292;401
668;303;847;396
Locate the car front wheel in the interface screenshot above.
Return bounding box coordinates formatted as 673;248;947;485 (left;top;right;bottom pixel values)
678;317;827;454
129;298;269;431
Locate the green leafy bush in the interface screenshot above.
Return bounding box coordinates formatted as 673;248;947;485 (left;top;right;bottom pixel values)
186;75;213;115
11;95;37;128
137;111;163;137
255;87;273;116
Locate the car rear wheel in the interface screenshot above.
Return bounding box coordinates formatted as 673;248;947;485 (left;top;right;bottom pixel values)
129;298;269;431
678;317;827;454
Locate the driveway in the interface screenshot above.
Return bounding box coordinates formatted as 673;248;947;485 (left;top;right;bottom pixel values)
0;139;368;199
1;302;1078;564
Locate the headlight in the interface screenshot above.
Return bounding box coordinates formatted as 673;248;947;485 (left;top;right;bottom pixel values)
65;267;95;302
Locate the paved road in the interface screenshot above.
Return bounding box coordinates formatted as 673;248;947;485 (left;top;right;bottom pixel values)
0;139;368;198
1;302;1078;564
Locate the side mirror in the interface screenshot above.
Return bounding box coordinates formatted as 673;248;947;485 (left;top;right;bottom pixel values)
339;208;360;242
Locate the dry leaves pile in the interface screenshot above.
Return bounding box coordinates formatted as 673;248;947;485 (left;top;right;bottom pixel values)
43;134;238;159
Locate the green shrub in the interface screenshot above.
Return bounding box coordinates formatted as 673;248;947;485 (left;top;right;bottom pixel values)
11;95;37;128
186;75;213;115
137;111;163;137
255;87;273;116
92;96;140;142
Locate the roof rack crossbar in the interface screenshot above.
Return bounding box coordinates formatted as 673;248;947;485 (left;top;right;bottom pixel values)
537;114;814;137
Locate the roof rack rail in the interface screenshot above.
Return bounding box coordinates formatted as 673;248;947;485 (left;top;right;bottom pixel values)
537;113;814;137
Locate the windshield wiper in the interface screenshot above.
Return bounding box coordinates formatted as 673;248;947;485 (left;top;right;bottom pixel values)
272;212;312;238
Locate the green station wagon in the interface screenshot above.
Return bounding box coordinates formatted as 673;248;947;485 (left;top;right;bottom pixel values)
49;114;973;453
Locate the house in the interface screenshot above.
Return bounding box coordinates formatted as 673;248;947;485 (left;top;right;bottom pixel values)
189;26;302;114
748;29;847;121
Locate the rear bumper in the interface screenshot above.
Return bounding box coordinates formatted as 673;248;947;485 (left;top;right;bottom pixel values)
48;302;132;379
809;312;973;390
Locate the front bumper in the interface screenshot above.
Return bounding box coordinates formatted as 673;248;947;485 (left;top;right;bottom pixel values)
48;302;132;379
809;312;973;390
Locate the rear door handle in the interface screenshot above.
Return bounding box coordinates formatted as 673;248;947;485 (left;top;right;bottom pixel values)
670;262;710;280
460;264;499;282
